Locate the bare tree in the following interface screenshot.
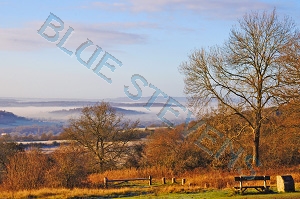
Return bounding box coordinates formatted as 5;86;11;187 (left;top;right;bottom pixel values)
144;126;209;172
46;143;92;188
280;33;300;98
64;102;139;172
4;149;49;191
0;137;23;183
179;9;300;167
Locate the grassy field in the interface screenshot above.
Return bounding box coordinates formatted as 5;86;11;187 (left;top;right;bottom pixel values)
0;185;299;199
1;167;299;198
128;190;300;199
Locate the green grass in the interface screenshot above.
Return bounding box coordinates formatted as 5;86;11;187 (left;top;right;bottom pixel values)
127;190;300;199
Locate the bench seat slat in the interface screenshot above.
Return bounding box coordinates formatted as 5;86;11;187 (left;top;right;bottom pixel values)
234;176;270;181
234;186;270;189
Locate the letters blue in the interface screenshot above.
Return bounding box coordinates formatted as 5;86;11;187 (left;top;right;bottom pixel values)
143;84;168;111
157;97;186;126
37;13;64;42
124;74;148;100
93;52;122;84
56;27;74;56
75;39;103;69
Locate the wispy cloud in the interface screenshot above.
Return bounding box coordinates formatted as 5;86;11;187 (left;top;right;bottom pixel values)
0;21;147;51
91;2;128;11
92;0;273;19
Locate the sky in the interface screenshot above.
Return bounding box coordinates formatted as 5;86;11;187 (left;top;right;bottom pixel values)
0;0;299;101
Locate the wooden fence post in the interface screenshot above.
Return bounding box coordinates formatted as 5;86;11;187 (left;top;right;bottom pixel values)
149;175;152;185
162;177;166;184
172;177;176;184
104;177;108;188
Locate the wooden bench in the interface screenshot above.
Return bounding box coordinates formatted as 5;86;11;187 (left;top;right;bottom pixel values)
104;176;152;188
234;175;270;193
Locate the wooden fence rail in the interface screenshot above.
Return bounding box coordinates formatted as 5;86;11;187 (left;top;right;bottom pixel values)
104;176;187;187
104;176;152;187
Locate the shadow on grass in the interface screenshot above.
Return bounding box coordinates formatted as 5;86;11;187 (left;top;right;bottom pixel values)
68;191;152;199
67;191;150;199
234;189;300;198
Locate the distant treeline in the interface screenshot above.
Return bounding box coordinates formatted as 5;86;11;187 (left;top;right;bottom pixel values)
1;125;63;139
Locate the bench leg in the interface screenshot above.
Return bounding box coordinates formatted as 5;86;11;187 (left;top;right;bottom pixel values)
254;188;262;192
264;187;270;193
241;188;247;194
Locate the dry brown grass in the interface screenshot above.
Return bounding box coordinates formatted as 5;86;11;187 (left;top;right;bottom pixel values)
0;187;153;199
88;166;300;190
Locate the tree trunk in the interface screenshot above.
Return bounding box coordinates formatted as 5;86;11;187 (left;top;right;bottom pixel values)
253;131;260;167
253;116;261;167
254;82;262;168
100;161;104;173
96;152;104;173
99;140;105;172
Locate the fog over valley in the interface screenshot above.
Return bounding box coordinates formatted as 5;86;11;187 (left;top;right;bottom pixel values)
0;97;190;133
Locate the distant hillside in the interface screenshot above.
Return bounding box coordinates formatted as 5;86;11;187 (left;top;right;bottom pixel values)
0;110;30;124
49;107;146;116
0;110;59;129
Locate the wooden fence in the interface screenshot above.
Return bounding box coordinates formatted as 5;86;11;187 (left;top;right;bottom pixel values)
104;176;152;187
104;176;187;187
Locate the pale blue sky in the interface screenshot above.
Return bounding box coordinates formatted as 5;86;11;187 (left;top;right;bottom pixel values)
0;0;299;100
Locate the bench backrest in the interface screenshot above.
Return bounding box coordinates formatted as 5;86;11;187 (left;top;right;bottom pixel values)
234;176;270;181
